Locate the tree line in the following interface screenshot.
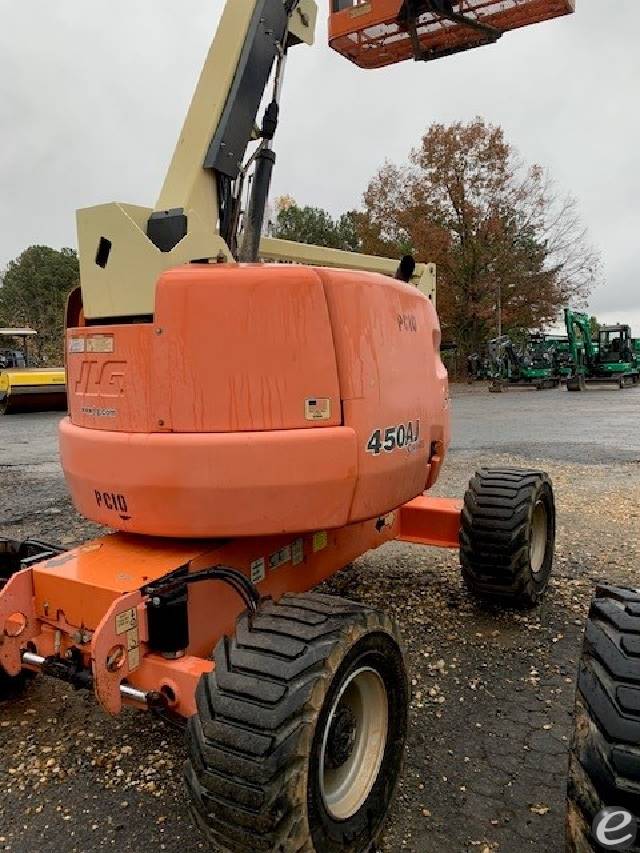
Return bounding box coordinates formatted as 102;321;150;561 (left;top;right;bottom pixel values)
271;119;599;360
0;246;79;363
0;120;598;366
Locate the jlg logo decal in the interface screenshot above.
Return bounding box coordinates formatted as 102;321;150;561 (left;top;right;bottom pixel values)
75;361;127;397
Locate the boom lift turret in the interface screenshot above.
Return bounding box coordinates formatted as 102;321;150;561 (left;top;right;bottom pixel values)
0;2;573;850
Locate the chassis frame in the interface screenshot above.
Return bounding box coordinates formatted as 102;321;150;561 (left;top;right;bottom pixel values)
0;495;462;719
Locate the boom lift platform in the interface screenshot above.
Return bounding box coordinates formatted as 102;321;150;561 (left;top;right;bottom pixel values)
0;2;570;850
330;0;574;68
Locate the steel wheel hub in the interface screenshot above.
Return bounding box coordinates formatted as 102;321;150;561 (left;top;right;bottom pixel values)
531;499;548;577
325;704;358;770
319;666;389;821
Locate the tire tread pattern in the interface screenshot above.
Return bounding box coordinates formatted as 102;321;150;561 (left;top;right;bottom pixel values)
567;584;640;852
460;468;555;606
185;592;399;853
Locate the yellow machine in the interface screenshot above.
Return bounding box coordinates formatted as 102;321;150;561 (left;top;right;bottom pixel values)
0;328;66;415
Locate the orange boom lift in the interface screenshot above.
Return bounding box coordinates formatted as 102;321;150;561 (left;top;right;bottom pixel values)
0;2;572;850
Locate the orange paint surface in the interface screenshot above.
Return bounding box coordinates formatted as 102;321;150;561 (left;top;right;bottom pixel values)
329;0;574;69
61;264;450;538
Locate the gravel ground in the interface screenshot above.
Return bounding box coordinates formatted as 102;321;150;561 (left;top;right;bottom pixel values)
0;384;639;853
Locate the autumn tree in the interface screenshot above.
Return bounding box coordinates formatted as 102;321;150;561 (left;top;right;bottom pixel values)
360;119;600;360
0;246;79;363
271;198;361;251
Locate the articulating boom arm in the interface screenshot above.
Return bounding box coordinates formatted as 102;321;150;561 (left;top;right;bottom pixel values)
564;308;596;372
76;0;575;321
77;0;317;320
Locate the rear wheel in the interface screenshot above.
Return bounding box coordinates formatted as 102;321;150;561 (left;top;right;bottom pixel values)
566;584;640;852
185;593;408;853
460;468;555;607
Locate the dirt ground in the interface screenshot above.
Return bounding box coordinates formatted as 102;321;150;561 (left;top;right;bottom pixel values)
1;384;639;853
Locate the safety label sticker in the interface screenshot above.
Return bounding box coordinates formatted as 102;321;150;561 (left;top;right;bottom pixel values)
126;627;139;652
250;557;266;584
128;647;140;672
115;608;137;635
313;531;328;553
269;545;292;571
292;538;304;566
305;398;331;422
86;334;115;354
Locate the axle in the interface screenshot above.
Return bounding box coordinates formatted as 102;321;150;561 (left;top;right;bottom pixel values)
22;651;150;706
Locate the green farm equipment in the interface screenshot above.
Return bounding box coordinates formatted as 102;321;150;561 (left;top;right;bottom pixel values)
467;350;491;383
488;334;559;392
542;334;573;380
564;309;639;391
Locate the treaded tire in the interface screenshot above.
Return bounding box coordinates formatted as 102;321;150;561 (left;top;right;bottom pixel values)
185;592;408;853
460;468;555;607
0;669;34;700
566;584;640;852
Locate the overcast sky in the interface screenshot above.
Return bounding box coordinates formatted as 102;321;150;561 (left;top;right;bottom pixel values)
1;0;638;328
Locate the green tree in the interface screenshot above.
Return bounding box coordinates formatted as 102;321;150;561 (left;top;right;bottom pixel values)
271;199;362;251
0;246;79;363
360;118;600;360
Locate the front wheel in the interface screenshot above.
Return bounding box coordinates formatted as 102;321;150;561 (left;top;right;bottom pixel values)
185;593;409;853
566;585;640;852
460;468;556;607
0;669;34;700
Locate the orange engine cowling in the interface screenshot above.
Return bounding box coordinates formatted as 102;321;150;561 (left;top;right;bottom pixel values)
60;264;450;538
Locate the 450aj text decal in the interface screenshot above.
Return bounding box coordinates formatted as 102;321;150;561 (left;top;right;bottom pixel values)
366;420;421;456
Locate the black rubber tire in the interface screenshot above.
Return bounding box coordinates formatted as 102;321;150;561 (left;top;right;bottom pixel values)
568;376;586;392
0;669;34;700
185;592;409;853
460;468;555;607
566;584;640;852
